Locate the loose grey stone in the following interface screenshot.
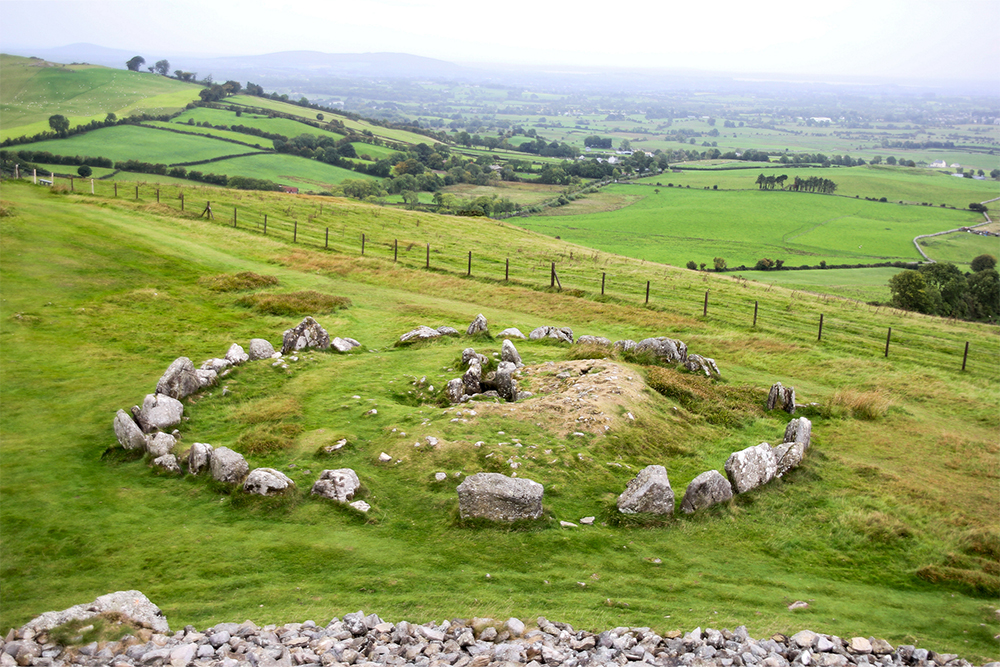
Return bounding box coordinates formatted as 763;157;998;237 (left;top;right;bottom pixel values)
436;326;459;336
133;393;184;433
152;454;181;473
457;472;543;521
399;326;441;343
247;339;275;361
243;468;294;495
680;470;733;513
784;417;812;448
767;382;796;414
114;409;147;450
194;368;217;389
501;339;523;368
331;337;360;353
311;468;361;502
635;336;687;363
774;441;806;477
576;335;612;347
529;325;573;343
282;317;331;354
497;328;525;339
684;353;721;377
156;357;203;400
466;314;488;336
617;465;674;515
349;501;370;512
725;442;778;494
210;446;249;484
225;343;250;365
462;358;482;395
494;361;518;402
613;339;638;353
445;378;465;404
187;442;213;475
146;432;176;458
21;590;170;634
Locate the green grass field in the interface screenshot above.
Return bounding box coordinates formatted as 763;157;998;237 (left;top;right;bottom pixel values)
919;231;1000;269
1;180;997;660
12;124;263;164
205;153;376;190
143;121;275;149
0;55;201;140
170;107;346;141
511;185;983;269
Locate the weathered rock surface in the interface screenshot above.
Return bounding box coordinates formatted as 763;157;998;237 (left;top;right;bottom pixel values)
725;442;778;494
497;327;525;339
224;343;249;365
311;468;361;502
529;325;573;343
462;347;488;367
576;335;612;347
243;468;294;495
199;357;230;373
635;336;688;363
152;454;180;473
684;353;721;377
501;339;523;368
20;590;170;634
436;326;459;336
784;416;812;448
155;357;202;400
209;446;249;484
445;378;464;403
113;409;147;451
133;393;183;434
617;464;675;515
457;472;543;521
281;316;331;354
462;358;483;395
10;595;981;667
466;313;488;335
247;338;275;360
494;361;519;402
194;368;217;388
399;325;442;343
680;470;734;514
774;441;806;477
186;442;213;475
614;339;638;352
145;432;176;458
767;381;796;414
331;337;361;352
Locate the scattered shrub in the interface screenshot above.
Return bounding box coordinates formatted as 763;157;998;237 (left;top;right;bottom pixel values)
199;272;279;292
826;388;891;420
236;291;351;317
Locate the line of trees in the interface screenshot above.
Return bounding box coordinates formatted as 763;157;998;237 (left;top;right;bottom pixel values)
889;254;998;322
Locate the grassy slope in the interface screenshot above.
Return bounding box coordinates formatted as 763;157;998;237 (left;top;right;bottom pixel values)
0;55;201;140
171;107;346;141
205;154;375;190
513;185;983;269
1;181;997;660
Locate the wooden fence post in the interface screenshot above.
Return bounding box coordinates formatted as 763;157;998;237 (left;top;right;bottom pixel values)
114;182;117;197
293;220;297;243
91;179;94;195
962;341;969;371
884;327;892;357
394;239;398;263
325;227;329;249
550;263;556;288
817;314;824;341
467;251;472;276
753;300;758;327
645;281;650;304
505;258;509;281
703;290;709;316
263;214;267;234
601;272;606;295
135;185;139;200
426;243;430;269
180;193;184;211
362;233;365;255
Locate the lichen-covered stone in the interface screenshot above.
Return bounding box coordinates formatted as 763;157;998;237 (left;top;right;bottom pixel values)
680;470;733;514
617;465;674;515
725;442;777;494
457;473;543;521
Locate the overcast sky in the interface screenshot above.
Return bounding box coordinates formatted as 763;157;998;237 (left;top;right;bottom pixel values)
2;0;998;83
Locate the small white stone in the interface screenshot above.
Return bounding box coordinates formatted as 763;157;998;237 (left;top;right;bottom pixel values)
580;516;595;525
378;452;392;462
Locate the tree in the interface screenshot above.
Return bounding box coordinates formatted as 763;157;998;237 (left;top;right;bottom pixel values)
885;156;897;165
970;254;997;272
969;203;988;213
316;113;324;121
154;59;170;76
106;112;117;123
991;169;1000;180
77;165;92;178
48;114;70;135
967;269;999;320
125;56;145;71
686;261;697;270
889;270;934;313
713;257;727;272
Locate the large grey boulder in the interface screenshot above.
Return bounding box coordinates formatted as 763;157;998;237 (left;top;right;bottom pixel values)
114;409;147;450
210;446;249;484
497;327;525;339
501;339;523;368
462;358;482;395
399;325;441;343
457;473;543;521
243;468;294;495
225;343;249;365
247;338;275;361
194;368;217;389
187;442;213;475
462;348;488;367
576;335;612;347
436;325;459;336
20;590;170;635
684;354;720;377
132;393;183;433
529;326;573;344
331;337;361;352
152;454;181;473
613;339;638;353
311;468;361;502
466;313;488;336
635;337;687;363
725;442;778;494
282;316;331;354
145;432;176;458
680;470;733;514
774;441;806;477
783;416;812;448
617;465;674;515
445;378;464;404
767;382;796;414
495;361;518;402
155;357;202;400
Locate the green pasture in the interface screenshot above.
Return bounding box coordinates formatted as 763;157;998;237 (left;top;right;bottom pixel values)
1;181;997;661
512;185;983;269
30;163;116;179
350;142;399;160
919;231;1000;269
171;107;346;141
0;55;201;140
143;121;276;149
205;153;376;190
737;267;901;303
12;125;263;164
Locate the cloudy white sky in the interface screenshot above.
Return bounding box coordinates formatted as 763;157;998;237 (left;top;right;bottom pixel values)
2;0;998;83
